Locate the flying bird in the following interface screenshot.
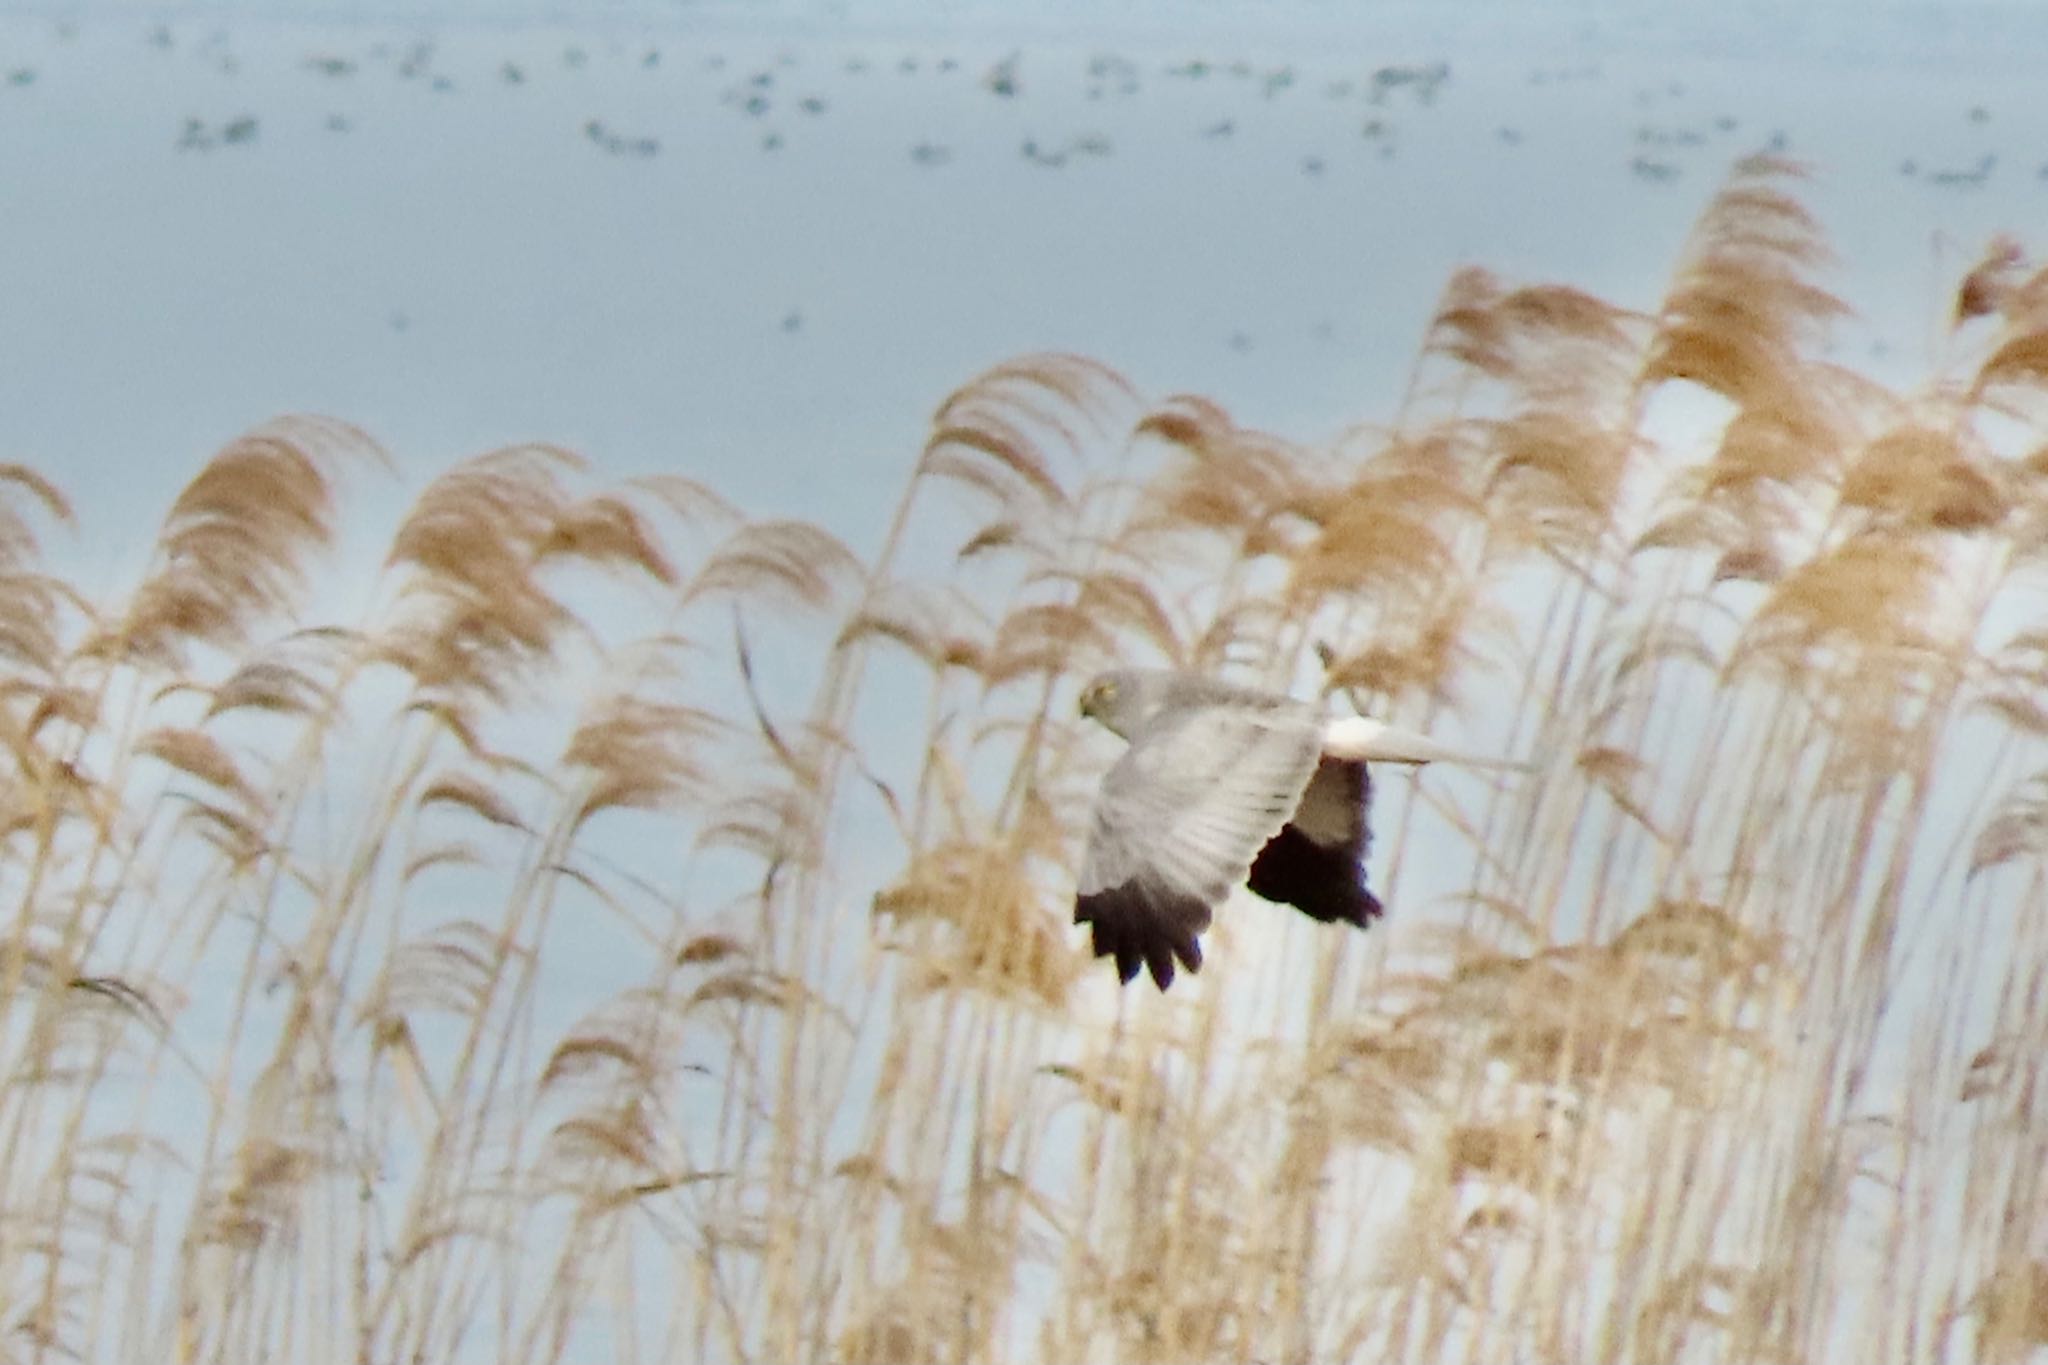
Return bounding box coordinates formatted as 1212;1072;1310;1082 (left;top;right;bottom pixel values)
1073;668;1525;990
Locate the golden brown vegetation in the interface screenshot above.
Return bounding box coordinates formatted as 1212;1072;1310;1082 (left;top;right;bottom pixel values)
3;156;2047;1363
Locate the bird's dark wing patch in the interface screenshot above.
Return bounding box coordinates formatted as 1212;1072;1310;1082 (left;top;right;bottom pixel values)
1246;757;1384;929
1247;824;1384;927
1074;879;1207;990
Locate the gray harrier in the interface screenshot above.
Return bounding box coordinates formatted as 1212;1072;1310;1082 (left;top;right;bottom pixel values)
1074;668;1523;990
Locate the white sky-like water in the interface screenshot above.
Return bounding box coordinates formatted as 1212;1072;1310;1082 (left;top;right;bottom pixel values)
3;0;2043;605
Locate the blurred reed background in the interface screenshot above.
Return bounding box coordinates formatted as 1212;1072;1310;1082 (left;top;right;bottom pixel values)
3;155;2046;1363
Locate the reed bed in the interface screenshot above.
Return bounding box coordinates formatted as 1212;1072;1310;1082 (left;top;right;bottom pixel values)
2;154;2045;1363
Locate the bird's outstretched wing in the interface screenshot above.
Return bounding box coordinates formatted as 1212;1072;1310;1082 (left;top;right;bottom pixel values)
1075;703;1323;989
1246;756;1383;928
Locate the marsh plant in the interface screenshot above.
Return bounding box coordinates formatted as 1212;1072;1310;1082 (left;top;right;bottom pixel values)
2;155;2046;1363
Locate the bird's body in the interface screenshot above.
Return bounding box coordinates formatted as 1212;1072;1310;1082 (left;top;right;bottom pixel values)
1073;668;1521;990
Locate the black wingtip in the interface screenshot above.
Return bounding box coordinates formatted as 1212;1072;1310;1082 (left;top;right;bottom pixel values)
1076;883;1205;990
1246;822;1386;929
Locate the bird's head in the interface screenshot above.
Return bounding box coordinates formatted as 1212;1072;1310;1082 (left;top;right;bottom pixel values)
1077;669;1160;741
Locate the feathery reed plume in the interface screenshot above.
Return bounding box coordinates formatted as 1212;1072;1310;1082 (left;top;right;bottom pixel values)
96;417;385;665
1645;156;1846;410
1135;395;1319;558
921;354;1132;517
1955;234;2027;327
1839;424;2009;534
379;442;639;704
873;835;1078;1006
835;580;992;674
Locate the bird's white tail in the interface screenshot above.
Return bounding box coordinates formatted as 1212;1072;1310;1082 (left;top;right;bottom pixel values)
1323;715;1535;770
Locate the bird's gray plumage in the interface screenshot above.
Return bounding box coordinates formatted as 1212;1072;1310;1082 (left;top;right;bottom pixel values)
1073;668;1368;990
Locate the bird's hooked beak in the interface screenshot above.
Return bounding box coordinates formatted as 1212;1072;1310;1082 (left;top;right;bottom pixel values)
1077;676;1136;739
1077;678;1110;722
